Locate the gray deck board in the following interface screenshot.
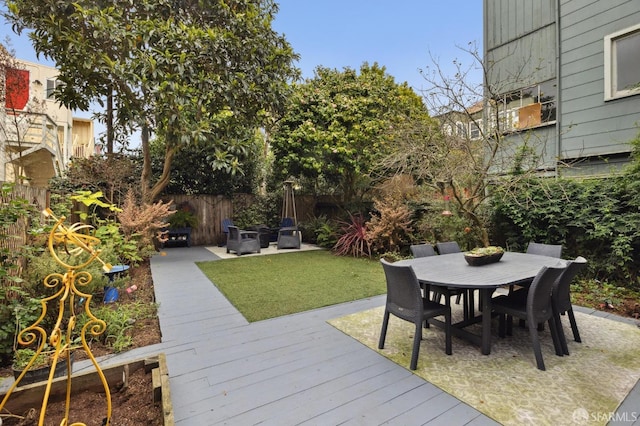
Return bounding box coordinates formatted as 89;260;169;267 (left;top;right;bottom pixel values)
73;246;638;426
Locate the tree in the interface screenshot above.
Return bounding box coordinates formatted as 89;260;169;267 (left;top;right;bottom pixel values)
4;0;299;201
149;127;265;196
375;43;549;246
270;62;435;204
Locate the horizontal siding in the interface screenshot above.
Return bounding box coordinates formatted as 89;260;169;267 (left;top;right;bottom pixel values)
558;0;640;159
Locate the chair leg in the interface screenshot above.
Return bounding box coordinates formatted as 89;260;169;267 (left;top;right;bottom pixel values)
498;313;506;338
506;315;514;336
529;324;546;371
553;308;570;355
444;310;452;355
567;308;582;342
410;323;422;370
378;310;390;349
548;317;564;357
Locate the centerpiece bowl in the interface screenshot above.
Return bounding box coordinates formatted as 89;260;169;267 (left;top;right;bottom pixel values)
464;246;504;266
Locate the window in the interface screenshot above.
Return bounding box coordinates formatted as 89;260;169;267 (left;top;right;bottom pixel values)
490;80;556;132
46;78;61;99
604;23;640;100
469;121;481;139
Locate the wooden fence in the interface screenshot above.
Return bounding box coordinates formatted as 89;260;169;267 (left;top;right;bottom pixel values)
161;193;319;246
0;184;326;250
159;194;233;246
0;183;49;250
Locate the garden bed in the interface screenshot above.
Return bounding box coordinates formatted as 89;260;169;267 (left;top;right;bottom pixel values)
0;354;172;425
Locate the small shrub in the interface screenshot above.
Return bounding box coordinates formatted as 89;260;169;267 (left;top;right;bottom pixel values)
78;300;157;353
366;197;413;254
300;214;336;246
333;213;371;258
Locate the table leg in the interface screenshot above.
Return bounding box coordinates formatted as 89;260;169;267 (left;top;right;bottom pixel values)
481;288;493;355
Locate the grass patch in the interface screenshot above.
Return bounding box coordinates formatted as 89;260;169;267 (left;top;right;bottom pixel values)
196;250;386;322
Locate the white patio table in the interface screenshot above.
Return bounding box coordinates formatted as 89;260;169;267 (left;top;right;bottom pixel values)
396;252;566;355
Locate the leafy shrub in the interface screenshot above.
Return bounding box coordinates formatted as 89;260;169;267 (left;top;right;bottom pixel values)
167;208;198;228
299;214;336;246
491;176;640;288
78;300;157;353
365;197;413;254
333;213;371;257
232;193;280;229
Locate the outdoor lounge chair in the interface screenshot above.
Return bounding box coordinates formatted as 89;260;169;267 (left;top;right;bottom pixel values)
491;264;567;370
226;226;261;255
277;217;301;249
378;259;452;370
221;218;234;240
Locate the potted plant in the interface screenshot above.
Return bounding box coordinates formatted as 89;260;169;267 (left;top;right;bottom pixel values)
464;246;505;266
165;203;198;247
168;208;198;229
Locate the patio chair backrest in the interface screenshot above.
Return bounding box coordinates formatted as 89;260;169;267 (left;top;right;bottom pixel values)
281;217;295;228
380;259;423;319
527;264;567;324
436;241;461;255
222;218;234;234
552;256;587;313
526;241;562;258
227;225;240;241
410;244;437;258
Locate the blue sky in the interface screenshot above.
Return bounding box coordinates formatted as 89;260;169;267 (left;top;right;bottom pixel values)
1;1;483;134
272;0;484;92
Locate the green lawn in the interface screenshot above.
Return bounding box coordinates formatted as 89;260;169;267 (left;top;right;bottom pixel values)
196;250;386;322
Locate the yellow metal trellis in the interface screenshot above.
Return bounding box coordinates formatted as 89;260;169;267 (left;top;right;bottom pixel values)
0;208;115;425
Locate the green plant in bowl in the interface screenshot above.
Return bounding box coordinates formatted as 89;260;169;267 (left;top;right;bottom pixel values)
465;246;504;257
464;246;504;266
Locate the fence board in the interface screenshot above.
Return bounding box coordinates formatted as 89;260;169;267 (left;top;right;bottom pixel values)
160;195;233;246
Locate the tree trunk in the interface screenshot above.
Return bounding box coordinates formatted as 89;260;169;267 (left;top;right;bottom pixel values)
140;124;152;203
106;90;114;154
140;127;177;203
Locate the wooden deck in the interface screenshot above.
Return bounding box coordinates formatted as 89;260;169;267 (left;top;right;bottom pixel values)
80;247;640;425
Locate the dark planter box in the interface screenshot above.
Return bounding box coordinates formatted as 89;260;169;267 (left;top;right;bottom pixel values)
164;227;191;247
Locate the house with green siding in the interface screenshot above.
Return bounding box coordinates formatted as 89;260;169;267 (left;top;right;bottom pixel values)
483;0;640;177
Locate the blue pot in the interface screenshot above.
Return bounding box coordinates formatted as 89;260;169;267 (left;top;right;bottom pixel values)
104;286;119;303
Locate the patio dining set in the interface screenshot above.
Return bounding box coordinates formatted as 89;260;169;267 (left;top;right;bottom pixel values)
379;241;587;371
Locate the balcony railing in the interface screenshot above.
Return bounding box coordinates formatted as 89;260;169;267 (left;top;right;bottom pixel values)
3;110;64;170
